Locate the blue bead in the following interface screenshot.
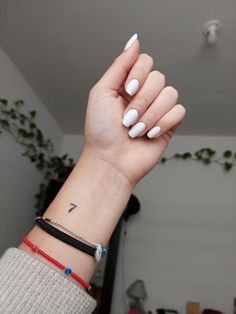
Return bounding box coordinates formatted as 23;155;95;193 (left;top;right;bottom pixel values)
101;246;106;258
65;268;72;275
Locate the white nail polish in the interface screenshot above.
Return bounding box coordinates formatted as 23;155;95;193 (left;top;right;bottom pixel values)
147;126;161;139
125;79;139;96
124;33;138;51
128;122;145;138
122;109;138;127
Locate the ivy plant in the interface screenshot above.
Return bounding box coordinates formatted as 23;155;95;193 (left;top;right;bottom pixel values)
0;98;75;212
160;148;236;171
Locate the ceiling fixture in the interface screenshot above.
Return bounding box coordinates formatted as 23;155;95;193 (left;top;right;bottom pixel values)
202;20;222;45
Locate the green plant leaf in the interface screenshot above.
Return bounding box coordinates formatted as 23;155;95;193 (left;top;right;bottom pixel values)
1;109;10;116
18;128;27;137
22;151;29;157
174;153;181;159
18;128;34;139
29;110;36;118
28;132;34;139
62;154;68;160
182;152;192;159
44;171;52;179
29;122;36;129
38;153;45;161
195;151;202;160
223;150;232;158
0;119;9;127
206;148;216;157
36;162;44;170
36;129;43;142
224;162;232;171
30;156;37;162
0;99;8;106
14;100;24;107
27;143;36;151
202;158;211;165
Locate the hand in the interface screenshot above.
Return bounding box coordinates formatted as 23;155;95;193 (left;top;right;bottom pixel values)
19;37;185;286
83;34;186;186
19;36;186;283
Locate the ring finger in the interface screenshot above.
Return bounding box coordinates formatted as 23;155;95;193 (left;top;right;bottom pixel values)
122;70;165;127
128;86;179;138
147;104;186;139
124;53;154;98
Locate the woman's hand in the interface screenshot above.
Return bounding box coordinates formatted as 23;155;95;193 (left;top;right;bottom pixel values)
83;34;186;187
19;36;186;284
19;36;185;286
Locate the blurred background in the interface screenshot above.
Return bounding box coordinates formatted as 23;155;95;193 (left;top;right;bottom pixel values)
0;1;236;313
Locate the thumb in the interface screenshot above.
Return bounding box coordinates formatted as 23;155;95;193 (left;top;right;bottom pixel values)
96;34;140;91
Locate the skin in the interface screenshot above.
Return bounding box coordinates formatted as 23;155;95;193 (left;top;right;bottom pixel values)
19;37;186;288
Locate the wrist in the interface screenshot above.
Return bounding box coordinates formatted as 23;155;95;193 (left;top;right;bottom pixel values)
19;147;134;283
77;146;134;193
45;147;133;245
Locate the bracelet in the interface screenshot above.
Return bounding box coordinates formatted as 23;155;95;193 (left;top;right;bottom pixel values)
35;216;98;248
21;235;91;290
35;217;106;262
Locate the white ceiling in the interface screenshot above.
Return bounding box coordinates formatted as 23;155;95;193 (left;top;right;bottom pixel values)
0;0;235;135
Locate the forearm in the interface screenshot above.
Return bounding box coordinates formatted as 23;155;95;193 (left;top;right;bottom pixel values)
18;148;133;284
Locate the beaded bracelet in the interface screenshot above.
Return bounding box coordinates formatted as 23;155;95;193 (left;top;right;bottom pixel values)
21;235;91;291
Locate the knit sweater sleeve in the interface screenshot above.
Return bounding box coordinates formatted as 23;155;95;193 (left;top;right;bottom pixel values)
0;248;96;314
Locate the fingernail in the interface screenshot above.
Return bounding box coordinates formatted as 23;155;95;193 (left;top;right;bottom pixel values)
128;122;145;138
125;79;139;96
124;33;138;51
122;109;138;127
147;126;161;139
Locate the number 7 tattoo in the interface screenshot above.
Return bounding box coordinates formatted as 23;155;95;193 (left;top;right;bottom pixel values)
68;203;77;213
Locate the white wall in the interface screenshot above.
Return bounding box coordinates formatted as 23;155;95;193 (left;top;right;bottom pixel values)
61;134;84;162
63;134;236;314
0;47;63;254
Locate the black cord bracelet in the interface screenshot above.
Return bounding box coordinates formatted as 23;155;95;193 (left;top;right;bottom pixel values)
35;217;96;258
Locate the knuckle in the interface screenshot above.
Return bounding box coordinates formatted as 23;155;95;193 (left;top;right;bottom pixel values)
113;55;121;66
176;104;186;117
143;113;153;125
134;94;147;106
89;85;97;97
113;58;124;74
150;71;165;85
159;73;166;85
140;53;154;68
165;86;179;99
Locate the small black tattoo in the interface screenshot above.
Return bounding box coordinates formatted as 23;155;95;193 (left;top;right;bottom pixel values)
68;203;77;213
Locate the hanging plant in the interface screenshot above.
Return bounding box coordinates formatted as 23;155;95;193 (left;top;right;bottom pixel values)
160;148;236;171
0;98;75;212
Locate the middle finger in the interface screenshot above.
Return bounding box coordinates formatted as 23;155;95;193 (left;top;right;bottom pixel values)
122;70;165;127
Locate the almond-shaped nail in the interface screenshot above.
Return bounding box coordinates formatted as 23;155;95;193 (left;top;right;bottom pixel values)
122;109;138;127
147;126;161;139
125;79;139;96
128;122;145;138
124;33;138;51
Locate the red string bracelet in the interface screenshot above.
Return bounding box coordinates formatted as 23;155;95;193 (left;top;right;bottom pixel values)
21;235;91;291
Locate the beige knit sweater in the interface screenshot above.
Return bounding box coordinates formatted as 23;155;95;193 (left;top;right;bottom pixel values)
0;248;96;313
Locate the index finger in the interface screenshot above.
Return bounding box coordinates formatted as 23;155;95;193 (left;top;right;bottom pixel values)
96;34;140;92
